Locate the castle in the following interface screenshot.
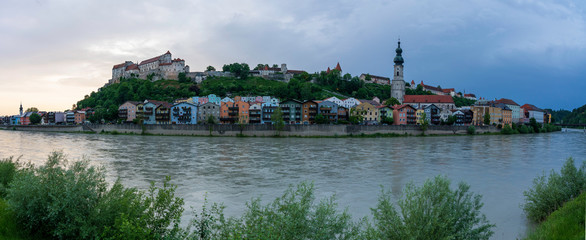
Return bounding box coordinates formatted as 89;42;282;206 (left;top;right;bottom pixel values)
109;51;190;84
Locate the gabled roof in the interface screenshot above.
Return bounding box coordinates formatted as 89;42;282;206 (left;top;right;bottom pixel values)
139;52;171;65
494;98;519;106
125;64;139;70
442;88;454;93
335;62;342;71
404;95;454;104
145;100;168;107
521;104;544;112
376;105;393;109
113;62;127;69
393;104;416;110
359;99;382;106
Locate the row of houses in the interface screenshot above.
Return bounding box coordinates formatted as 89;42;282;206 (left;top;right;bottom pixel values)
2;109;88;126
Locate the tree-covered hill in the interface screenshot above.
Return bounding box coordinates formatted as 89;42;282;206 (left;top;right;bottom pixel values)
548;104;586;124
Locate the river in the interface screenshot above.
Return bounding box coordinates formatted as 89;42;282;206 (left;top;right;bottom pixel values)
0;130;584;239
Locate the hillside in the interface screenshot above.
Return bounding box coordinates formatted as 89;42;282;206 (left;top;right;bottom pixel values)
548;104;586;124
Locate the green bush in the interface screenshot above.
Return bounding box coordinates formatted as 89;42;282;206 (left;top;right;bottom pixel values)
6;151;184;240
367;176;494;240
0;157;19;197
467;125;476;135
194;182;361;239
519;125;530;134
523;157;586;222
501;125;514;135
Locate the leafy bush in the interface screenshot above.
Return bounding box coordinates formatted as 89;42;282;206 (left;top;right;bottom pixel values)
519;125;530;134
523;157;586;222
467;125;476;135
0;157;19;197
6;151;184;240
367;176;494;239
501;125;514;135
194;182;361;239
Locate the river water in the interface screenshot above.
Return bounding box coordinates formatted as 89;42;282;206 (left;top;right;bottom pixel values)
0;130;584;239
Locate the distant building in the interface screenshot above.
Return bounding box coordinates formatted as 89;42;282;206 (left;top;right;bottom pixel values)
171;102;197;124
491;98;521;123
302;100;318;124
393;104;416;125
390;40;406;103
109;51;190;84
355;100;382;124
198;102;220;124
403;95;456;111
280;99;303;124
249;64;307;82
118;101;141;122
521;104;545;124
360;74;390;85
74;111;86;124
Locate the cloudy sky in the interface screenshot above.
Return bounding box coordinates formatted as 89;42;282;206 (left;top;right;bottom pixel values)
1;0;585;115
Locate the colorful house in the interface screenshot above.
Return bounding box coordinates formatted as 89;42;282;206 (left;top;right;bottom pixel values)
521;104;545;124
393;104;417;125
261;101;278;124
207;94;221;105
236;101;250;124
118;101;141;122
74;111;86;124
220;101;237;124
139;100;167;124
377;105;394;123
415;108;424;125
354;100;381;124
423;104;441;125
198;102;220;124
155;102;173;124
302;100;318;124
492;98;521;123
249;103;262;124
280;99;303;124
318;101;340;123
171;102;197;124
403;95;456;111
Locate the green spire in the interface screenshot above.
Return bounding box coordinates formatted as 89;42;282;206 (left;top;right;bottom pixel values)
393;39;404;65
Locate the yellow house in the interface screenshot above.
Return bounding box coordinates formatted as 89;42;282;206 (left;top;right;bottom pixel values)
416;109;424;125
354;100;381;123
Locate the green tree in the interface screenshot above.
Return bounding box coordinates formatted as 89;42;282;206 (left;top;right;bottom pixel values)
178;72;190;83
380;116;394;125
315;114;328;124
205;66;216;72
349;108;363;125
222;63;250;79
483;113;491;125
383;97;400;106
271;107;285;136
367;176;495;239
446;115;457;125
529;117;541;133
29;113;41;125
420;112;429;135
25;107;39;113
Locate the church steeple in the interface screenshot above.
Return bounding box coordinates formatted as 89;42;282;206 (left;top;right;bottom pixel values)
19;102;23;116
393;39;404;65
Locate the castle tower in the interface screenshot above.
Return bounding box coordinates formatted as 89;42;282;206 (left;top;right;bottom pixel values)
19;102;23;116
391;39;406;103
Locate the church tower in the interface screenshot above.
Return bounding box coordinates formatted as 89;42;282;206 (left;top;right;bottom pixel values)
19;102;23;116
391;39;406;103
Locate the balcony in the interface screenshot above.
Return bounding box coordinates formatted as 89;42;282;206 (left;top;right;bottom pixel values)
229;107;238;110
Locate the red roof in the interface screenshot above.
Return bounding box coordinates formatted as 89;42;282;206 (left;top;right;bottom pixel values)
139;55;161;65
393;104;416;110
521;104;544;112
263;65;269;70
112;63;126;69
326;67;331;73
159;63;172;66
464;93;476;98
125;64;138;70
403;95;454;104
442;88;454;93
335;62;342;71
411;80;415;85
494;98;519;106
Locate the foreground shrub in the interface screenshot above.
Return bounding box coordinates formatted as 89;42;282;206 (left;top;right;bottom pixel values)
524;192;585;240
0;157;19;197
367;175;495;240
7;151;184;240
501;125;514;135
191;182;361;240
523;157;586;222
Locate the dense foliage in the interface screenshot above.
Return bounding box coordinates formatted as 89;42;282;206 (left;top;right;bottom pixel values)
366;176;494;240
524;192;585;240
548;104;586;125
5;152;184;240
405;84;433;95
453;96;476;107
523;157;586;222
76;78;198;122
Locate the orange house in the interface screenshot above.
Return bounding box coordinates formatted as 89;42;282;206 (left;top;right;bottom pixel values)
220;101;250;124
393;104;416;125
235;100;250;124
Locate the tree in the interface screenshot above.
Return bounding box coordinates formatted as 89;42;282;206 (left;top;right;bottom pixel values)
205;66;216;72
271;107;285;135
381;116;394;125
25;107;39;113
420;112;429;135
483;113;491;125
349;108;363;125
529;117;541;133
446;115;457;125
383;97;400;107
206;115;216;136
315;114;328;124
368;176;495;239
222;63;250;79
29;113;41;125
177;72;190;83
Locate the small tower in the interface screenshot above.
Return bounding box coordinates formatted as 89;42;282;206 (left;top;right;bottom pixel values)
391;39;406;103
19;102;23;116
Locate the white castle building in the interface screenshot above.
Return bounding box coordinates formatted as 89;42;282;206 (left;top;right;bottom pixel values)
109;51;190;84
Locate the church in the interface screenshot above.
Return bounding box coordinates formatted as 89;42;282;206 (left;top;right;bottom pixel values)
390;40;406;103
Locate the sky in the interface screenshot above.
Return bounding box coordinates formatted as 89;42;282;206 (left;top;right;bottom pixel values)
1;0;585;115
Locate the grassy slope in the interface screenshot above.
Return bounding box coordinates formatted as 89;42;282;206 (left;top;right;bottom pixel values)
524;191;585;240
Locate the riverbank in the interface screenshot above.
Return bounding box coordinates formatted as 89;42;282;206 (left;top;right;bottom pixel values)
523;192;585;240
0;124;499;137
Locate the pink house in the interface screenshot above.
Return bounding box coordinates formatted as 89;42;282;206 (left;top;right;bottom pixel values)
393;104;416;125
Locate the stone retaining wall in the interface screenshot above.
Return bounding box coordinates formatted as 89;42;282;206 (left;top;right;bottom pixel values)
3;124;498;137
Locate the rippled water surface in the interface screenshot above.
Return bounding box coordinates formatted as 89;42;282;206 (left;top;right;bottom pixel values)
1;130;585;239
